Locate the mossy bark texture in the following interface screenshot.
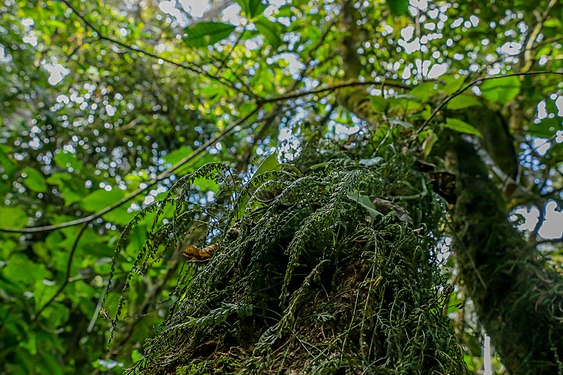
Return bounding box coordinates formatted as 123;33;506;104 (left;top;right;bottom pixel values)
454;139;562;374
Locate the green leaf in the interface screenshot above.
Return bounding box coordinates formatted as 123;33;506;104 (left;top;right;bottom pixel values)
422;131;439;157
347;192;382;219
386;0;409;15
254;151;279;177
370;96;389;113
236;0;267;19
387;118;413;128
442;76;465;95
481;76;521;104
528;117;560;138
0;146;16;177
46;173;87;205
164;146;193;165
184;22;236;47
103;207;134;226
193;177;220;192
2;254;50;286
255;18;282;50
80;189;126;212
0;207;28;228
447;95;481;110
410;82;438;101
22;167;47;193
236;152;279;220
53;151;83;171
443;118;483;137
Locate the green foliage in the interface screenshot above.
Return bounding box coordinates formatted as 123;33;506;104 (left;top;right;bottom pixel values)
446;95;481;110
0;0;561;373
125;139;466;373
443;118;482;138
183;22;237;48
386;0;409;16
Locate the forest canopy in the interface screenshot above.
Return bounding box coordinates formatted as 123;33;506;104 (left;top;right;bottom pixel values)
0;0;561;374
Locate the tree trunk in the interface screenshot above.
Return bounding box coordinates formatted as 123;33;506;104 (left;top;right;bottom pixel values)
453;138;563;374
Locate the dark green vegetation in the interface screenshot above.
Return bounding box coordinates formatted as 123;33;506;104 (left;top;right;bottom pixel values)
0;0;562;374
135;141;467;373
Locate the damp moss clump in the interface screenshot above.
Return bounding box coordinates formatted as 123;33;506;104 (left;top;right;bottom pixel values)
126;141;467;374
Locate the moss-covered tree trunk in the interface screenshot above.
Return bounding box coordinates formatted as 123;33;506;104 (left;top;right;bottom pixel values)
134;148;468;374
453;139;563;374
335;2;563;371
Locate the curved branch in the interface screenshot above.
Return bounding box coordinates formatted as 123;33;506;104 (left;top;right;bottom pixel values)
0;106;261;234
520;0;559;72
59;0;245;94
31;223;89;320
416;70;563;134
262;79;410;104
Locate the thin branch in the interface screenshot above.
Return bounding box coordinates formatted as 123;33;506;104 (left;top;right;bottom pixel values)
31;223;89;320
0;106;261;234
416;70;563;134
531;201;547;241
215;28;246;73
211;29;257;97
59;0;241;93
261;79;410;104
521;0;558;71
536;236;563;245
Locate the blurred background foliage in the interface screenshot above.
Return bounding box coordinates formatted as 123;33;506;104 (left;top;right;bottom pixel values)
0;0;561;373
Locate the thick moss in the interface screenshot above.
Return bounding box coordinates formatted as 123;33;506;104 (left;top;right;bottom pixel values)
129;145;467;374
454;139;563;374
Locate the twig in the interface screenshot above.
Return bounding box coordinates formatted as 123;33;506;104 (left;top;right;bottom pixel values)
58;0;241;93
0;106;261;234
416;70;563;134
520;0;558;71
536;236;563;245
32;223;89;320
261;79;410;104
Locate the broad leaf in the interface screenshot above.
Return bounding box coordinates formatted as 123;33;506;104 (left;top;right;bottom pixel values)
422;131;439;157
184;22;236;47
0;146;16;177
0;207;28;228
236;152;279;220
46;174;87;206
481;76;520;104
528;117;561;138
164;146;193;165
386;0;409;15
22;167;47;193
81;189;126;212
347;192;382;219
447;95;481;110
443;118;482;137
254;151;279;177
388;118;413;128
410;82;438;101
236;0;267;19
370;96;389;112
255;18;282;50
442;76;465;95
53;151;83;171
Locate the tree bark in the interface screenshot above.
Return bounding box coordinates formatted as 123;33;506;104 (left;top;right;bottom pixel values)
453;138;563;374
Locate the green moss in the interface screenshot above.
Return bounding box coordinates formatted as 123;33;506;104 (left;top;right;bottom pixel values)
116;139;467;374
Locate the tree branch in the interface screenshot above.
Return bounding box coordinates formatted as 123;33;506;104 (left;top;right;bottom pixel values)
416;70;563;134
262;79;410;104
59;0;244;94
31;223;89;320
520;0;558;72
0;106;261;234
